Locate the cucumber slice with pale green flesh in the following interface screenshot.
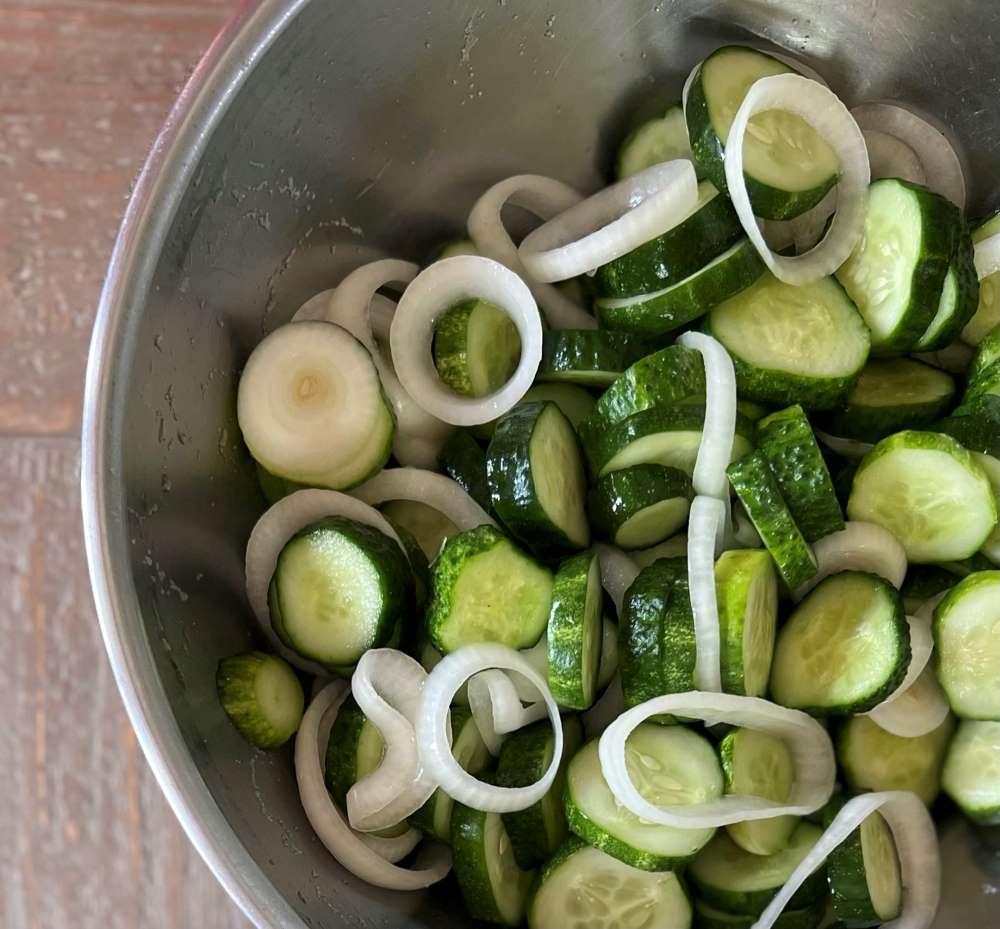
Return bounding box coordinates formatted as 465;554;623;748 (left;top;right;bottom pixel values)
433;298;522;397
596;239;766;338
825;359;957;443
720;728;797;856
686;46;838;220
692;898;825;929
972;452;1000;564
434;238;480;260
426;525;553;654
770;571;909;715
934;393;1000;457
715;550;778;698
837;714;956;806
451;798;535;926
615;103;693;179
564;728;722;871
256;462;303;504
594;181;744;298
471;383;597;442
707;273;870;410
846;430;998;563
826;804;903;926
900;563;957;613
380;498;458;561
914;220;979;351
528;837;693;929
486;401;590;554
965;325;1000;405
585;405;755;480
961;214;1000;346
933;570;1000;719
216;652;304;749
755;405;844;542
547;554;604;710
836;179;960;355
498;717;584;870
537;329;652;387
726;451;818;590
597;617;619;690
688;823;826;916
588;465;694;550
942;720;1000;823
269;517;410;668
437;429;490;511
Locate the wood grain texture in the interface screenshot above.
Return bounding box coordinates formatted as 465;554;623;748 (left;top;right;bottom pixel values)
1;2;251;927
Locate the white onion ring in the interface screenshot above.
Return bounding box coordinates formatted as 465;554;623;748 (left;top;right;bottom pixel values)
467;174;597;329
814;427;874;461
974;233;1000;281
752;791;939;929
295;682;451;889
762;48;829;86
592;543;639;616
792;521;907;601
390;256;543;426
351;467;495;531
598;692;835;827
863;129;927;186
292;287;337;321
687;495;727;692
725;74;870;285
851;102;966;209
416;643;563;813
467;669;546;755
518;161;699;282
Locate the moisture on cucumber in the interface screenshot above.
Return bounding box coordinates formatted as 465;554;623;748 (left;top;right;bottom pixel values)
437;429;491;511
587;464;694;550
433;297;522;397
216;651;304;749
537;329;652;387
615;103;693;179
546;553;604;710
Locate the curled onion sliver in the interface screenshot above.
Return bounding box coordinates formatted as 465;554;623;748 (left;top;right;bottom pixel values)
751;791;939;929
725;73;869;285
416;643;563;813
390;256;543;426
814;427;874;461
688;496;727;692
974;233;1000;281
864;129;927;186
792;521;906;601
292;287;337;321
592;543;639;616
468;669;546;755
598;692;835;828
519;161;699;283
912;342;976;374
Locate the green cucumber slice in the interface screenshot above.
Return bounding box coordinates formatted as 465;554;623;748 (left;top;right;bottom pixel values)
216;651;304;749
615;103;693;179
961;214;1000;346
471;383;597;442
914;221;980;351
437;429;490;511
433;297;522;397
707;273;870;410
755;405;844;542
972;452;1000;564
968;323;1000;388
380;498;458;561
846;430;998;562
692;898;825;929
934;393;1000;458
941;720;1000;824
597;617;620;691
588;464;694;550
256;462;303;504
900;563;957;613
770;571;909;715
538;329;652;387
547;553;604;710
631;533;690;569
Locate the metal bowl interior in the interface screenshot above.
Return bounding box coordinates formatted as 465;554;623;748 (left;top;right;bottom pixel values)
82;0;1000;926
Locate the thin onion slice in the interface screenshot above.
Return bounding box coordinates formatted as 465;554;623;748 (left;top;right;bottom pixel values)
245;489;405;673
763;48;829;86
863;129;927;186
390;256;543;426
467;174;597;329
912;342;975;374
416;643;563;813
974;233;1000;281
752;791;939;929
468;669;546;755
592;543;639;615
725;73;869;285
814;427;874;461
292;287;337;321
295;681;451;889
598;692;835;827
518;161;699;282
687;496;727;692
351;467;495;531
851;102;965;208
792;521;906;601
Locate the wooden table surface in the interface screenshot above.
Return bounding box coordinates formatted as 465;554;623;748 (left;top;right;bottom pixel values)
1;2;251;926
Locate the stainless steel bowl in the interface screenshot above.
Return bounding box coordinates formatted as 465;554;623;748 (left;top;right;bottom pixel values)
82;1;1000;926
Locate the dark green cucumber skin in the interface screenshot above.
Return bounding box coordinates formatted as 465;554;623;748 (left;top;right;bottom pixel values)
755;405;844;542
726;451;817;590
916;219;980;352
966;358;1000;404
381;520;430;623
593;187;744;297
596;239;765;338
968;322;1000;388
822;796;885;927
934;394;1000;457
432;298;479;396
438;429;491;510
451;801;512;925
901;563;957;611
537;329;653;385
486;401;590;555
547;553;601;710
587;464;694;545
692;898;827;929
324;695;368;809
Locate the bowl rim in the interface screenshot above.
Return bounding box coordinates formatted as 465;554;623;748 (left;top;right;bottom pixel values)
81;2;313;927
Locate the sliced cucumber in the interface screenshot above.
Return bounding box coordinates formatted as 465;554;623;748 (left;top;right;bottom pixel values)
256;462;303;505
269;517;410;667
900;563;957;613
380;498;458;561
770;571;909;715
564;728;722;871
726;451;818;590
755;405;844;542
616;103;693;179
934;393;1000;458
597;617;620;691
433;298;522;397
914;222;979;351
692;898;825;929
594;181;744;298
631;533;690;569
437;429;490;511
720;728;797;856
434;238;480;260
528;837;693;929
547;553;604;710
686;46;838;220
427;525;553;653
836;179;959;355
972;452;1000;564
588;465;694;550
846;430;998;562
837;714;955;805
715;550;778;698
470;383;597;442
486;401;590;554
538;329;652;387
968;323;1000;389
933;571;1000;719
707;273;870;410
941;720;1000;824
216;651;304;749
961;215;1000;346
688;823;826;916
